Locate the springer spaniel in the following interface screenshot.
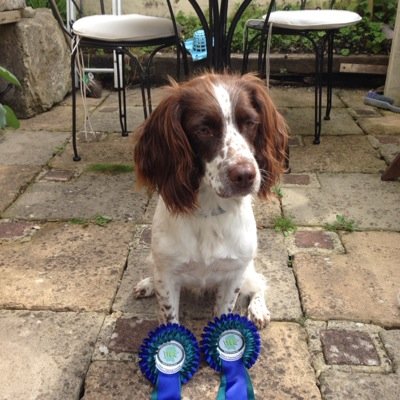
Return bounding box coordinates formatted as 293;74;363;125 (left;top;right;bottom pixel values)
133;73;288;329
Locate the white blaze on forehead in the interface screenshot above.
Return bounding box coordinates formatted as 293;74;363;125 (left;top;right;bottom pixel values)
213;84;233;122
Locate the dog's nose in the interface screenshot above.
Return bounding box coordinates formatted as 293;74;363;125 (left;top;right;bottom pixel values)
228;162;256;189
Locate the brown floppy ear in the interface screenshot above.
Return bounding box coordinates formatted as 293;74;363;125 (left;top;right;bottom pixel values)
241;74;288;198
133;89;200;214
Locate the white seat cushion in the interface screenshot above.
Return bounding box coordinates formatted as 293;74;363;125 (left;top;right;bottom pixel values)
268;10;361;30
72;14;180;41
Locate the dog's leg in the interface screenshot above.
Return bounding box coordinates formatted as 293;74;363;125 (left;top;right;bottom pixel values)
133;277;154;298
153;269;181;324
241;261;270;329
214;274;244;317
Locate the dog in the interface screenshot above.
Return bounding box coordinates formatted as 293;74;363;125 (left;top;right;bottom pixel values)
133;73;288;329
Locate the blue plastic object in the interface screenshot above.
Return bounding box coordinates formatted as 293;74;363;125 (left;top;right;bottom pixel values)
185;30;208;61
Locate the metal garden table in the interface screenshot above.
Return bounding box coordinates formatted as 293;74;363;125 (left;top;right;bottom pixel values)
187;0;253;70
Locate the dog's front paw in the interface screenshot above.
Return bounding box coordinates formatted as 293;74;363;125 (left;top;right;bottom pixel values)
133;277;154;298
248;294;270;329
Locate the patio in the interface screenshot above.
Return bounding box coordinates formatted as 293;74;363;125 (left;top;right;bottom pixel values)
0;81;399;399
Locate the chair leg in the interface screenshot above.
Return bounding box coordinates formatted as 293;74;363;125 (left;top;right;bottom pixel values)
313;37;325;145
116;49;128;136
324;31;334;121
179;41;190;79
128;51;148;119
242;26;250;74
71;47;81;162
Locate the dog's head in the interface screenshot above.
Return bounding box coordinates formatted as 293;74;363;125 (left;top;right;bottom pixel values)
133;73;288;213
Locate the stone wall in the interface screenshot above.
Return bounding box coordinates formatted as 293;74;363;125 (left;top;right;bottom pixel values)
0;0;26;12
0;8;71;118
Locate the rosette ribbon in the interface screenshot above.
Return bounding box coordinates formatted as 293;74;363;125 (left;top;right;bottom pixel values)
139;323;200;400
201;314;261;400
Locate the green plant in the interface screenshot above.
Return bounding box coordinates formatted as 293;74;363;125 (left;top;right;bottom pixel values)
176;10;203;40
69;217;89;226
324;214;358;232
273;215;297;236
26;0;67;22
94;214;112;227
0;67;21;129
86;163;134;174
69;214;112;227
272;185;284;199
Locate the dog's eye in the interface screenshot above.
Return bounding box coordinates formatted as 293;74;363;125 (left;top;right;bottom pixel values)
195;125;213;138
244;119;259;129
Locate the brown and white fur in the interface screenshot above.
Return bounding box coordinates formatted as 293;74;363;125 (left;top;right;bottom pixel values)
133;73;288;329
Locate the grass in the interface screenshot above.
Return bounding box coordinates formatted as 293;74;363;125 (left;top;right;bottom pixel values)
324;214;358;232
273;215;297;237
69;214;113;227
86;163;134;174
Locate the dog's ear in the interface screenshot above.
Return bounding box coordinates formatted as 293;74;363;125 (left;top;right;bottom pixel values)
241;74;288;198
133;89;199;214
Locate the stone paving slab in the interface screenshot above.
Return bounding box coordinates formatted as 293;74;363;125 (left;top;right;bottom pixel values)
270;86;345;109
253;196;282;228
0;222;133;312
19;105;82;132
0;130;69;165
83;322;320;400
3;172;149;222
337;89;383;115
293;231;400;327
358;113;400;136
319;370;400;400
282;172;321;188
0;165;40;213
89;102;145;133
257;229;302;321
381;329;400;369
305;320;392;377
289;136;386;173
368;134;400;164
0;220;39;243
282;173;400;230
19;89;112;133
0;310;104;400
49;132;134;173
105;85;167;108
285;228;345;256
281;107;363;137
112;225;157;318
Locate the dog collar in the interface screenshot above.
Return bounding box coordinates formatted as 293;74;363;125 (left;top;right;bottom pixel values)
196;205;226;218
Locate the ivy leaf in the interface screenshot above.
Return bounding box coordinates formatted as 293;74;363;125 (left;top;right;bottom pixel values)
3;105;20;129
0;104;6;129
0;66;21;87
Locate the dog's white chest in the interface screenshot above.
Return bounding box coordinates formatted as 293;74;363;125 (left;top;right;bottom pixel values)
151;196;257;287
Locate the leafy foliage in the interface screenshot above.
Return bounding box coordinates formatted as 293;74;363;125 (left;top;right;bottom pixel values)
0;67;21;129
273;215;297;236
324;214;358;232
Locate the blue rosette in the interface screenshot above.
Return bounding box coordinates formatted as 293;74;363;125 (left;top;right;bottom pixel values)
201;314;261;400
139;323;200;400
